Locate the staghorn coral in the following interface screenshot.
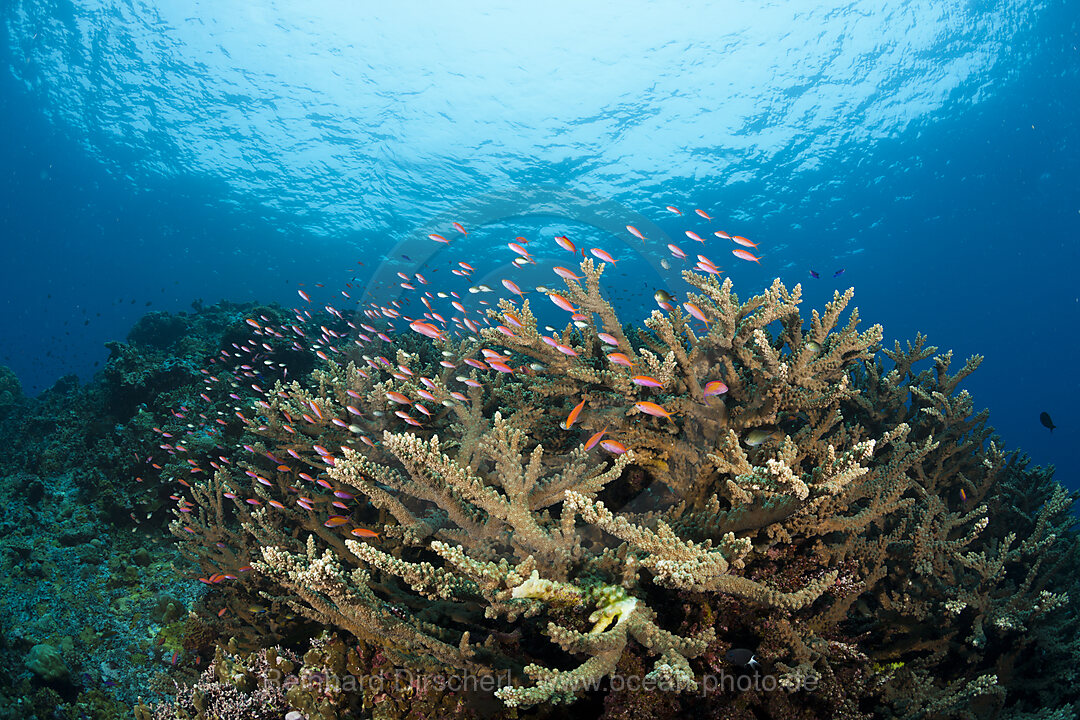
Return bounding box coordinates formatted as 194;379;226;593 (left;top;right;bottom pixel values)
164;260;1080;719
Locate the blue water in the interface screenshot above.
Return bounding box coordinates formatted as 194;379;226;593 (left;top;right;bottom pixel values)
1;1;1078;490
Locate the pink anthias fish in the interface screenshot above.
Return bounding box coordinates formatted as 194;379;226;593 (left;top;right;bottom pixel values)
590;248;617;264
409;321;444;340
626;225;646;240
732;248;762;264
600;439;627;455
555;235;576;253
703;380;728;397
502;279;526;298
634;401;672;419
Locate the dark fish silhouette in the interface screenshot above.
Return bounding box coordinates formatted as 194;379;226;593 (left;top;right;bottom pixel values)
809;270;820;278
833;268;845;277
725;648;760;668
1040;412;1056;433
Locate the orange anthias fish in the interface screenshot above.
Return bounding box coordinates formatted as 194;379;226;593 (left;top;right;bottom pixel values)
683;302;709;325
584;426;608;449
695;208;712;220
732;248;762;264
350;527;380;538
731;235;758;248
600;439;627;455
324;515;350;528
634;401;672;419
555;235;576;253
550;293;576;312
631;375;663;388
562;399;586;429
452;222;468;235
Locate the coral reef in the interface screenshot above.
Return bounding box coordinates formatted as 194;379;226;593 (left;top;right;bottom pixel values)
161;261;1080;719
0;263;1075;720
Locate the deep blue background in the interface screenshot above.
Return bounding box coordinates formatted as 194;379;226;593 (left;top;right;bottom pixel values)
0;2;1077;491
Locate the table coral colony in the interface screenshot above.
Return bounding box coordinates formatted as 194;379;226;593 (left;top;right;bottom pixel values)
159;254;1078;720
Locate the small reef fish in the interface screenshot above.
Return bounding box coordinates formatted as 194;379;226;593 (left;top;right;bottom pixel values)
600;439;627;454
590;248;617;264
626;225;646;240
635;401;672;419
631;375;663;388
550;293;576;312
508;242;531;259
731;235;758;248
597;332;619;346
452;222;467;235
502;279;526;298
743;427;782;446
555;235;576;252
809;270;820;279
584;426;608;450
1040;412;1056;432
563;399;586;430
694;209;712;220
732;249;761;264
350;528;380;538
553;266;583;280
428;233;449;243
665;205;682;215
409;321;443;340
683;302;709;325
703;380;728;397
685;231;705;243
607;353;633;367
725;648;760;669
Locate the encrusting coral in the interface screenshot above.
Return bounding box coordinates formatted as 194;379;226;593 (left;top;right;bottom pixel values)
164;259;1080;719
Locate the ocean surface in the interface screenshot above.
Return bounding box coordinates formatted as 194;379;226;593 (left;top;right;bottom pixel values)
1;2;1077;481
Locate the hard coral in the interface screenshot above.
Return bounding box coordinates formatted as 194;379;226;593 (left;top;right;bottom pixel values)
166;261;1080;719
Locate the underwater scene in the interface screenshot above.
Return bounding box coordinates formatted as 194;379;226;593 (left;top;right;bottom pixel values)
1;2;1079;719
